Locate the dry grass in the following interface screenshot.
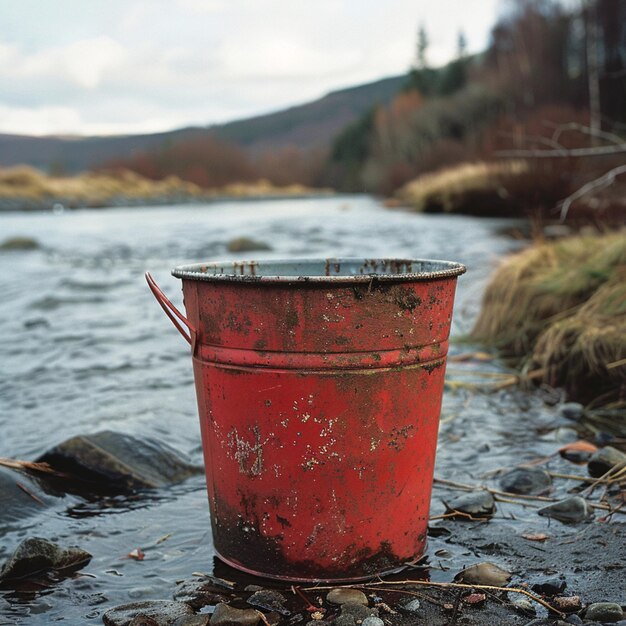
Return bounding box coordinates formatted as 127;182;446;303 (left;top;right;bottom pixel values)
396;160;530;215
472;232;626;405
0;167;322;208
0;166;203;204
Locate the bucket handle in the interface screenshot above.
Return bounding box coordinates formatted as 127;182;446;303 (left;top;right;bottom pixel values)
145;272;196;347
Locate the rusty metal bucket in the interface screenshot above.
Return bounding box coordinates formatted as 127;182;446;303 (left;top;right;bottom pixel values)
146;258;465;582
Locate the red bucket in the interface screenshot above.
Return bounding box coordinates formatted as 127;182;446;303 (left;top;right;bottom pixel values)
147;258;465;582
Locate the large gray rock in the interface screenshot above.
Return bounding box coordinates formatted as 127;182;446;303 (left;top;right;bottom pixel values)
0;465;50;522
0;537;91;582
103;601;195;626
38;431;202;490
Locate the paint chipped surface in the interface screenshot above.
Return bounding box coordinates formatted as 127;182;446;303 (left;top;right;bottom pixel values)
189;267;459;580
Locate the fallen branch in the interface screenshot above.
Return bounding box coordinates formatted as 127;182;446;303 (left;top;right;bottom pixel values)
496;143;626;158
302;578;565;618
557;163;626;220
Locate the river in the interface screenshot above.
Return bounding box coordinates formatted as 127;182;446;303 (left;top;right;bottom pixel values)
2;196;606;624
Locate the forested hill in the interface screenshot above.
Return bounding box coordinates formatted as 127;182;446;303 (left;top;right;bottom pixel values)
0;75;405;173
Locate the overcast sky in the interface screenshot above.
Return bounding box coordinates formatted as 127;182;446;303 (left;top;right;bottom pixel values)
0;0;500;137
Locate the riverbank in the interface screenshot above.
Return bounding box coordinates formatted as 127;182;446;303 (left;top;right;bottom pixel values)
471;230;626;413
0;166;332;211
394;159;626;225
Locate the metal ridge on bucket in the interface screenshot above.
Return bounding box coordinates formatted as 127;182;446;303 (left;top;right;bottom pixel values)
171;257;466;283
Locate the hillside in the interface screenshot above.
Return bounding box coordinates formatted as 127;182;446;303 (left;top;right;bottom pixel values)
0;75;405;174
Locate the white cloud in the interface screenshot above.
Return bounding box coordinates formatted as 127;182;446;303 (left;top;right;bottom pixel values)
0;104;82;136
0;0;500;136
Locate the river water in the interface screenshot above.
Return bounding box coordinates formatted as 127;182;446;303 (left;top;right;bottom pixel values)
0;196;584;624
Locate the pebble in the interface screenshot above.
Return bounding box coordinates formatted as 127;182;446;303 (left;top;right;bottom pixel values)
247;590;289;615
0;236;40;251
327;588;369;606
510;596;535;614
552;427;580;443
530;576;566;596
334;616;356;626
564;616;583;625
500;467;552;495
584;602;624;622
455;562;512;586
552;596;582;612
560;402;584;421
173;579;231;610
226;237;272;253
340;602;377;621
443;490;495;517
588;446;626;478
361;618;384;626
402;599;421;612
537;496;594;523
0;537;91;582
103;601;195;626
210;603;260;626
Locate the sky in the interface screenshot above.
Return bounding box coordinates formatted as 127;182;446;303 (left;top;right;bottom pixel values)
0;0;500;137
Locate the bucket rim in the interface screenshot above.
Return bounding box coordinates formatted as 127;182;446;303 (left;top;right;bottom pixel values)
171;257;466;283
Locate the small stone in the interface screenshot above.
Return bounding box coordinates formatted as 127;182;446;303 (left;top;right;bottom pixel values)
0;236;40;251
559;441;598;464
588;446;626;478
500;467;552;495
103;601;195;626
0;537;91;582
340;603;377;621
361;618;384;626
327;589;368;606
537;496;594;524
443;490;495;517
173;579;231;610
552;596;581;612
553;427;579;443
247;590;289;615
333;616;355;626
403;599;421;612
564;615;583;625
210;603;260;626
226;237;272;253
244;586;264;592
510;596;535;615
531;576;566;596
585;602;624;622
455;562;512;586
560;403;584;421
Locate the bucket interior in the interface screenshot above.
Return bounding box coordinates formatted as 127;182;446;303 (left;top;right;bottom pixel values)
172;258;466;283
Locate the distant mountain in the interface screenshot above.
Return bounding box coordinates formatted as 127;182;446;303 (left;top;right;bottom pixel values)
0;74;405;173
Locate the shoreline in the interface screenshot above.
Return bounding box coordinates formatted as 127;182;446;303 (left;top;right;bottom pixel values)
0;191;336;213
